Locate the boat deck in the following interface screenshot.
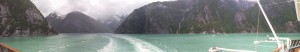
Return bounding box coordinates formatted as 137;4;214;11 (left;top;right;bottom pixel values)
0;43;19;52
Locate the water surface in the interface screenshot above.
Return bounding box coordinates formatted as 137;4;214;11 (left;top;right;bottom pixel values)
0;33;299;52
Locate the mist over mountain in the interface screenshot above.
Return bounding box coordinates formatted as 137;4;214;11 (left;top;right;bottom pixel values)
99;15;127;31
2;0;298;35
0;0;57;37
30;0;173;19
115;0;300;34
46;11;111;33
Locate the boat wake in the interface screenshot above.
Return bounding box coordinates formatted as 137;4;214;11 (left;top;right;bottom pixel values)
98;36;118;52
112;35;165;52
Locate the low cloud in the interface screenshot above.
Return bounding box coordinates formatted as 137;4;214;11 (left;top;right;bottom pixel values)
30;0;173;19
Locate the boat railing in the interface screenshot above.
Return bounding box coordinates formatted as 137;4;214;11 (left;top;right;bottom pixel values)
254;37;291;52
0;43;20;52
288;40;300;52
255;37;300;52
267;37;291;50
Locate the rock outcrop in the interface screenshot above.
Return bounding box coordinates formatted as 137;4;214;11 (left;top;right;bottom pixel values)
0;0;57;37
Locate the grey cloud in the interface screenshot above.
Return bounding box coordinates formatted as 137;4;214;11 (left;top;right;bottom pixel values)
30;0;173;19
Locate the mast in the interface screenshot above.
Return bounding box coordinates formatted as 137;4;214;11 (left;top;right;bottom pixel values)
256;0;282;48
295;0;300;21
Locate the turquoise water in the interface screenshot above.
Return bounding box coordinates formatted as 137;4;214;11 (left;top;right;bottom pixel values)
0;33;299;52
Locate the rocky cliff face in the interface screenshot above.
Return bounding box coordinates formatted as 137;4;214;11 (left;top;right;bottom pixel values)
46;11;111;33
115;0;299;34
115;0;200;34
0;0;57;37
259;0;299;33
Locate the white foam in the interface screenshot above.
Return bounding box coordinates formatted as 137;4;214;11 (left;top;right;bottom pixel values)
113;35;165;52
38;50;43;52
98;36;117;52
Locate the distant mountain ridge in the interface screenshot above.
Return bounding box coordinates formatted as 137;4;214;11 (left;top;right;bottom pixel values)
0;0;57;37
99;15;127;31
115;0;300;34
46;11;111;33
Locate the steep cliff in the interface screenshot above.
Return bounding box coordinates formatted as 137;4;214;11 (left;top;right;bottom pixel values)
259;0;299;33
0;0;57;37
46;11;111;33
115;0;299;34
115;0;200;34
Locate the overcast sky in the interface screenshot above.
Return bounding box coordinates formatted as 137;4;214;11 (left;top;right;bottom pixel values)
30;0;173;19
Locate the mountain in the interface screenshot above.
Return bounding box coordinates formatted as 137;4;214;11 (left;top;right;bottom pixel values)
258;0;299;33
115;0;299;34
46;11;111;33
99;15;127;31
0;0;57;37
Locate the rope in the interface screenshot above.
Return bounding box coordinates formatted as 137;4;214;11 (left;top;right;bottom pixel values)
255;7;261;51
256;8;261;41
